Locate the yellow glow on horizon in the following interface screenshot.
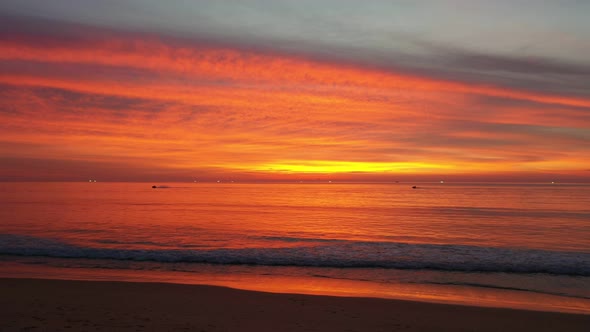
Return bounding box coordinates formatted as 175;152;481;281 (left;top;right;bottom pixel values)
249;160;455;174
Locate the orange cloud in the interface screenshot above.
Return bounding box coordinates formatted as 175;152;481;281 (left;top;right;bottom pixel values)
1;32;589;182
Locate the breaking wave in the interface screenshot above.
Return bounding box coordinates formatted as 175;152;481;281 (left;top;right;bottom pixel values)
1;234;588;276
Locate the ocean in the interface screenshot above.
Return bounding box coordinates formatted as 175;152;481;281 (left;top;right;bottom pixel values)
1;182;589;314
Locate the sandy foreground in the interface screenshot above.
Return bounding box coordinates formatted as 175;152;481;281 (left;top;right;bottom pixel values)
1;278;588;332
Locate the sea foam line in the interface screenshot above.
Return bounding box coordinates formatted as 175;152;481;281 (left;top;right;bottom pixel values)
1;234;589;276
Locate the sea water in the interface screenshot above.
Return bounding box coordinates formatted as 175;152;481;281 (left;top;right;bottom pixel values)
1;182;589;313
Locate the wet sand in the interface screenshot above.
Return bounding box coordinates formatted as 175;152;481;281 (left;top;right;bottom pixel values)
1;278;588;331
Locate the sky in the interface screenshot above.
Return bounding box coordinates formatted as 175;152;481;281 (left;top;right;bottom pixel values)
1;0;589;182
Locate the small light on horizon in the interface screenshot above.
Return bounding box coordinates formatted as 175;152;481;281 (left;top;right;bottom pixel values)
440;180;444;184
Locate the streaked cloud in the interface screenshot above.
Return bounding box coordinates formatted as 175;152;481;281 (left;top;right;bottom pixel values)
0;2;589;182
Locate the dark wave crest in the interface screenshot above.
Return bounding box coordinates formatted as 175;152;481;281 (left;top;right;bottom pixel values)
1;234;589;276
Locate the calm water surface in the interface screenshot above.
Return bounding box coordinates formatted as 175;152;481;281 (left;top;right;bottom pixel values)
1;182;589;313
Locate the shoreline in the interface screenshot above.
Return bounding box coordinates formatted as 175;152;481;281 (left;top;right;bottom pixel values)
3;260;589;315
1;277;589;331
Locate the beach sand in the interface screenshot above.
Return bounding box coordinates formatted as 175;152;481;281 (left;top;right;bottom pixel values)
1;278;588;331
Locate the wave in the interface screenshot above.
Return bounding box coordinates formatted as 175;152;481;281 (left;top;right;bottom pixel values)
307;273;590;300
254;236;347;243
94;239;207;248
1;234;589;276
422;281;590;300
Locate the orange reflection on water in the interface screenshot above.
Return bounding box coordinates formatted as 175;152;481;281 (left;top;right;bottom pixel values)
3;261;589;314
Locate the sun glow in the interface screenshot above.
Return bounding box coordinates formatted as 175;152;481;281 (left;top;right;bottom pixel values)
250;161;455;174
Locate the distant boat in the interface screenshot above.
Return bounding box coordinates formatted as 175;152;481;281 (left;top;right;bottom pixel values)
152;185;157;188
412;186;417;189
